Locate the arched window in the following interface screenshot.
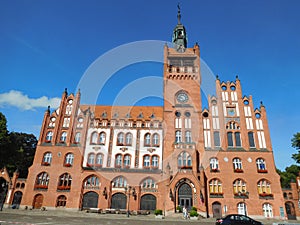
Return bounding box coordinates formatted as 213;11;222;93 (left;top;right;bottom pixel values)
152;133;159;146
60;132;67;142
117;132;124;145
35;172;49;189
263;203;273;218
112;176;127;188
175;131;182;143
233;158;242;171
152;155;159;168
209;179;222;195
227;132;233;147
233;179;247;194
64;153;74;167
177;151;192;168
91;132;97;144
125;133;132;146
141;178;156;189
213;131;220;147
87;153;95;166
99;132;106;144
74;132;81;143
83;175;100;189
115;154;122;167
185;131;192;143
235;132;241;147
143;155;150;167
210;157;219;171
237;202;247;215
45;131;53;142
56;195;67;207
256;158;267;171
124;154;131;167
257;179;272;196
248;132;255;148
95;153;103;167
58;173;72;190
144;133;151;146
42;152;52;165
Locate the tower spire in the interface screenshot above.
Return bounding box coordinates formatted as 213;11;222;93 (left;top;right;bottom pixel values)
177;3;181;24
172;4;187;52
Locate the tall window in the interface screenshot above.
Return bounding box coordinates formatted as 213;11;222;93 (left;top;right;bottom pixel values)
60;132;67;142
91;132;97;144
124;154;131;167
117;132;124;145
141;178;156;189
210;157;219;170
227;132;233;147
115;154;122;167
143;155;150;167
35;172;49;189
144;133;151;146
152;155;159;167
209;179;222;194
177;151;192;168
248;132;255;148
64;153;74;166
233;179;246;194
112;176;127;188
125;133;132;146
235;132;241;147
257;179;271;195
83;175;100;189
96;153;103;166
213;131;220;147
263;203;273;218
185;131;192;143
58;173;72;190
256;158;266;171
237;203;247;215
175;130;182;143
87;153;95;166
46;131;53;142
152;133;159;146
74;132;81;143
233;158;242;170
99;132;106;144
42;152;52;165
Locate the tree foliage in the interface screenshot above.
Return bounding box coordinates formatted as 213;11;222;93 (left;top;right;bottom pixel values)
292;132;300;163
0;112;37;177
277;165;300;188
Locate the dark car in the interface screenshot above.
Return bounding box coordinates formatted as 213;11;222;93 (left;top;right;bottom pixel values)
216;214;264;225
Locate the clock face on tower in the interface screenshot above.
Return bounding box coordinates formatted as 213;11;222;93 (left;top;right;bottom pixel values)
177;92;189;103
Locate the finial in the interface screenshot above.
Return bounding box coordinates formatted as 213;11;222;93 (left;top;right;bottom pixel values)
177;3;181;24
47;105;50;113
64;88;68;95
216;75;219;80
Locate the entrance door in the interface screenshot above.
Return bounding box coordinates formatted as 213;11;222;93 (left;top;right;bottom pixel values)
178;183;192;209
111;193;126;209
12;191;23;209
212;202;222;218
33;194;43;209
82;192;99;209
140;194;156;210
285;202;296;220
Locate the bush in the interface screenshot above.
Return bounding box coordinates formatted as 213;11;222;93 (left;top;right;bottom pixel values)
191;206;197;211
176;205;182;212
154;209;163;215
189;210;198;217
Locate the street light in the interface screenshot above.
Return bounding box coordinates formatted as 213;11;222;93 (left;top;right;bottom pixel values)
124;185;136;217
0;181;8;211
238;190;249;216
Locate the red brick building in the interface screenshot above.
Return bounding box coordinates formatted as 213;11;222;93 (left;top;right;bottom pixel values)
0;8;289;219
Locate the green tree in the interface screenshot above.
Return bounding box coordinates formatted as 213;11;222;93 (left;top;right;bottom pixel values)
277;165;300;188
292;132;300;163
0;112;10;168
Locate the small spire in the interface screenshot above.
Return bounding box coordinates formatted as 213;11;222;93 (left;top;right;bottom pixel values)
47;105;50;113
177;3;181;24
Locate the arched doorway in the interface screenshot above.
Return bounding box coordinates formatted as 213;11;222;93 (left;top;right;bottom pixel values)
140;194;156;210
285;202;296;220
111;193;126;209
178;183;192;210
32;194;43;209
212;202;222;218
82;191;99;209
12;191;23;209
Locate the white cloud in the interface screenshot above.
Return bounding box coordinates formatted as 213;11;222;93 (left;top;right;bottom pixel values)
0;90;61;111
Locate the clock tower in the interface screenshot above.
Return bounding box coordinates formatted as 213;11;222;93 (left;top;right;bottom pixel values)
162;6;206;212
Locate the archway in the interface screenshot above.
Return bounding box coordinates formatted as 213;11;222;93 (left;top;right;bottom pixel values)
111;193;126;209
12;191;23;209
140;194;156;210
32;194;43;209
82;191;99;209
177;183;193;210
212;202;222;218
285;201;296;220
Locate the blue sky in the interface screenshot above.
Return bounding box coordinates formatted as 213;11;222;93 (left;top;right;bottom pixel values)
0;0;299;170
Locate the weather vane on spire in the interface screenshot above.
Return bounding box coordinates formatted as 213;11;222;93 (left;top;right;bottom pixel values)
177;3;181;24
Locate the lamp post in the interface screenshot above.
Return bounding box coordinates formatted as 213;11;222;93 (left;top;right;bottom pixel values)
238;190;249;216
124;185;136;218
0;181;8;211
